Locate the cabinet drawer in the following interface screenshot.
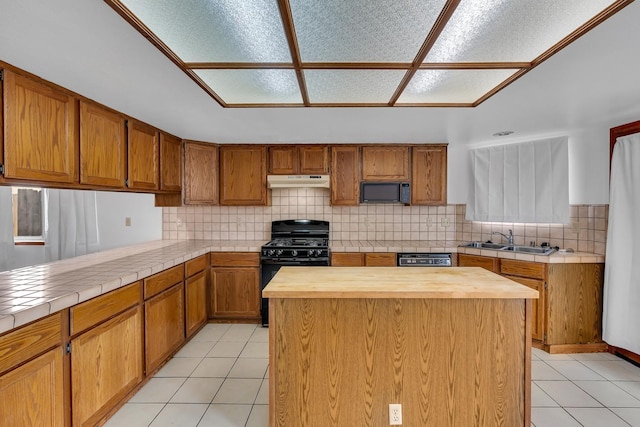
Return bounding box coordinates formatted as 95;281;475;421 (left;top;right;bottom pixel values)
459;254;500;273
186;254;209;277
500;259;546;280
331;253;364;266
365;253;396;266
70;282;141;335
144;265;184;299
0;312;62;374
211;252;260;267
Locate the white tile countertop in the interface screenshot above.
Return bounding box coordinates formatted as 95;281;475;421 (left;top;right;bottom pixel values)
0;240;266;334
0;239;604;335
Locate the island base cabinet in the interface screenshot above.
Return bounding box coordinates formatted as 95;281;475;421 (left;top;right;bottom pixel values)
0;348;65;427
270;297;530;427
144;284;185;373
71;306;143;427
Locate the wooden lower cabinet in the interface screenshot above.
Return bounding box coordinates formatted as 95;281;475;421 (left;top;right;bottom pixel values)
145;283;185;373
71;306;143;427
0;347;65;427
185;270;208;337
210;267;260;320
504;275;545;341
364;253;396;266
458;253;499;273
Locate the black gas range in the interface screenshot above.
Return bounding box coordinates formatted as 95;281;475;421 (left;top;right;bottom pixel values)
260;219;330;326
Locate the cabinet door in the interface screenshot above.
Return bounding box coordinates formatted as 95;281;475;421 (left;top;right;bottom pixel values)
411;145;447;205
361;146;409;181
219;146;268;206
185;270;208;338
0;348;65;427
210;267;260;319
71;306;143;427
127;120;159;191
145;283;185;372
503;275;545;341
79;100;126;188
184;141;218;205
458;254;499;273
364;253;396;266
160;133;182;192
331;252;364;266
268;146;298;174
3;70;78;183
330;146;360;206
299;146;329;174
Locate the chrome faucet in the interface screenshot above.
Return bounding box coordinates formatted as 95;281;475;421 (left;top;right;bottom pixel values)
492;229;514;245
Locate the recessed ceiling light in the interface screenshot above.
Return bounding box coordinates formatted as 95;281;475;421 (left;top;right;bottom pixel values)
493;130;514;137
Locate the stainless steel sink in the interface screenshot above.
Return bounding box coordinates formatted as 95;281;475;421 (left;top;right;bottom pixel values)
500;246;556;255
460;242;556;255
460;242;506;250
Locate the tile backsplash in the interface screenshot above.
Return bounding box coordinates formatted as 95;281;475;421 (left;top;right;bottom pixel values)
163;188;608;254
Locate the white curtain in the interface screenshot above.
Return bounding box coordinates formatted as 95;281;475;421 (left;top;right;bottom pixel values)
44;189;101;261
466;136;569;224
603;132;640;354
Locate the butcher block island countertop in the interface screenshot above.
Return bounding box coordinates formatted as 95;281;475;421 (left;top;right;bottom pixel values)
264;266;538;427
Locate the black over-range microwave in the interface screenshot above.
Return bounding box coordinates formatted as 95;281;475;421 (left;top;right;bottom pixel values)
360;182;410;204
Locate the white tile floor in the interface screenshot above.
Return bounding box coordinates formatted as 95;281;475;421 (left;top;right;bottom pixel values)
105;323;640;427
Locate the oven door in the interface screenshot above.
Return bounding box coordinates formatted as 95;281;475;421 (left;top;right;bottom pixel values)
260;259;329;326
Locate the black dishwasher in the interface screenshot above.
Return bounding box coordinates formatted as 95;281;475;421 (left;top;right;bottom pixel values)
397;253;452;267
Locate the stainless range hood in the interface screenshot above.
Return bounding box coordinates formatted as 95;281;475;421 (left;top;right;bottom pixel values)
267;175;330;189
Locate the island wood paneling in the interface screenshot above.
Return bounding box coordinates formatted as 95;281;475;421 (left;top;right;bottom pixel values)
270;297;529;426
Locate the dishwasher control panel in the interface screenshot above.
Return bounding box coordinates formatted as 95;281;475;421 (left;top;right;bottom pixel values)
397;253;452;267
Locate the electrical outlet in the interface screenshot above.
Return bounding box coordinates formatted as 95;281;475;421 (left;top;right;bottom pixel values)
426;217;433;227
441;217;450;227
125;217;131;227
176;218;183;227
571;221;580;233
389;403;402;425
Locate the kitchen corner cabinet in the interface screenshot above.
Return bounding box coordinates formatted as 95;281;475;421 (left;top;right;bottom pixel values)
268;145;329;174
143;265;185;373
210;252;261;321
0;313;65;426
127;119;159;191
79;100;127;188
3;69;78;184
185;254;209;338
219;145;268;206
159;133;182;192
411;145;447;205
184;141;218;205
69;282;143;427
330;146;360;206
361;146;409;181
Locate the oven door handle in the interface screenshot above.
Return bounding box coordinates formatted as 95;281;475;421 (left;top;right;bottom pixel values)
261;259;329;266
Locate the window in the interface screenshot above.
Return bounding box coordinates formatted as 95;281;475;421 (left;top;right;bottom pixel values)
11;187;46;244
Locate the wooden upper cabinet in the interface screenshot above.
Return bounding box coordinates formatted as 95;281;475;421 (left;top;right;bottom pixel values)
330;146;360;206
268;145;329;174
299;146;329;174
268;146;297;174
411;145;447;205
127;119;159;191
184;141;218;205
361;146;409;181
159;133;182;192
219;145;268;206
79;100;126;188
3;69;78;183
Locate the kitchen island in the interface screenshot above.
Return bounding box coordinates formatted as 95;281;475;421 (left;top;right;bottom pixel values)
263;266;538;427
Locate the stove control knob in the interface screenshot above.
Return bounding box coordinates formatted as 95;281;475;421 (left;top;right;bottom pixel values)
276;249;284;256
291;250;298;257
268;249;275;256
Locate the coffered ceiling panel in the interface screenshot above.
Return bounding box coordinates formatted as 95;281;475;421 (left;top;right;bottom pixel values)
105;0;633;107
